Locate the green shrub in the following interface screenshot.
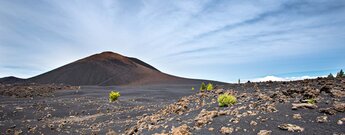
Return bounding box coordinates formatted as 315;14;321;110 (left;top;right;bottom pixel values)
200;82;207;91
218;94;237;107
109;91;120;102
206;83;214;91
306;98;316;104
191;87;195;91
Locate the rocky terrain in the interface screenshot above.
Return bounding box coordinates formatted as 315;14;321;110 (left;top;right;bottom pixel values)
1;77;344;134
0;83;80;98
124;77;345;135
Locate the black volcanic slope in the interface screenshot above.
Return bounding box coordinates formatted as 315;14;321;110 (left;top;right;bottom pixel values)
27;51;209;86
0;76;23;84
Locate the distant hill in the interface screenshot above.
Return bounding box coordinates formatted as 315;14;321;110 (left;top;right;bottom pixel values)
0;76;23;84
16;51;220;86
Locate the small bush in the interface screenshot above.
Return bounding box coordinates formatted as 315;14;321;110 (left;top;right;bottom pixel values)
200;82;207;91
109;91;120;102
206;83;214;91
191;87;195;91
306;98;316;104
218;94;237;107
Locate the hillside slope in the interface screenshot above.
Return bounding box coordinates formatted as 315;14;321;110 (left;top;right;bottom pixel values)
27;51;213;86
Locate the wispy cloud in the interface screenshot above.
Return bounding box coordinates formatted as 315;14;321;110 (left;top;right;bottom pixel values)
251;75;324;82
0;0;344;81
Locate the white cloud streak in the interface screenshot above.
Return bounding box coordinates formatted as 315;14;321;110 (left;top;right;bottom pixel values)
251;75;325;82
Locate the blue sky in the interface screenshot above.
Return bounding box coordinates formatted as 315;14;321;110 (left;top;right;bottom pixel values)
0;0;345;82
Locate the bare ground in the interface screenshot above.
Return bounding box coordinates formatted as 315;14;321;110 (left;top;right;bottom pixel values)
1;78;345;135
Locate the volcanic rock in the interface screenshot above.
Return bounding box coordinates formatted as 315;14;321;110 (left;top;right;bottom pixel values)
319;108;337;115
194;109;218;127
292;114;302;120
333;102;345;112
171;124;191;135
291;103;317;110
316;116;328;123
278;124;304;132
220;127;233;134
257;130;271;135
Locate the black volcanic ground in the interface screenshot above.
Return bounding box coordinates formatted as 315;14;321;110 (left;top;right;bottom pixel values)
0;78;344;135
0;52;344;135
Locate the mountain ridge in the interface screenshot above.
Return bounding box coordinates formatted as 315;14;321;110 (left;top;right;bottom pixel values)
0;51;223;86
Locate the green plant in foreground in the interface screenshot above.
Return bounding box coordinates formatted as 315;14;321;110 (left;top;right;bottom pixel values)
306;98;316;104
109;91;120;102
218;94;237;107
200;82;207;91
206;83;214;91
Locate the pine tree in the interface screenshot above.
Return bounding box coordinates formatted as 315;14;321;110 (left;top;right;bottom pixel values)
336;69;344;78
327;73;334;79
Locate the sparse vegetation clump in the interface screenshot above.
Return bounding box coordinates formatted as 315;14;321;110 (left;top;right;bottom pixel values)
218;94;237;107
306;98;316;104
200;82;207;91
109;91;120;102
191;87;195;91
206;83;214;91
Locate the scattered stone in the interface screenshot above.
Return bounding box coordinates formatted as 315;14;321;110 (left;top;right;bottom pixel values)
330;89;345;97
105;129;117;135
337;120;343;125
208;127;214;131
278;124;304;132
220;127;233;134
171;124;191;135
320;86;331;93
218;110;228;116
28;126;37;133
194;109;218;127
0;83;79;98
215;89;224;94
48;124;54;130
14;129;22;135
319;108;337;115
15;106;23;111
257;130;272;135
292;114;302;120
229;118;240;124
292;103;317;110
316;116;328;123
257;93;272;101
258;103;278;113
261;118;269;122
6;129;13;134
250;120;258;126
304;87;320;98
333;102;345;112
10;124;16;129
